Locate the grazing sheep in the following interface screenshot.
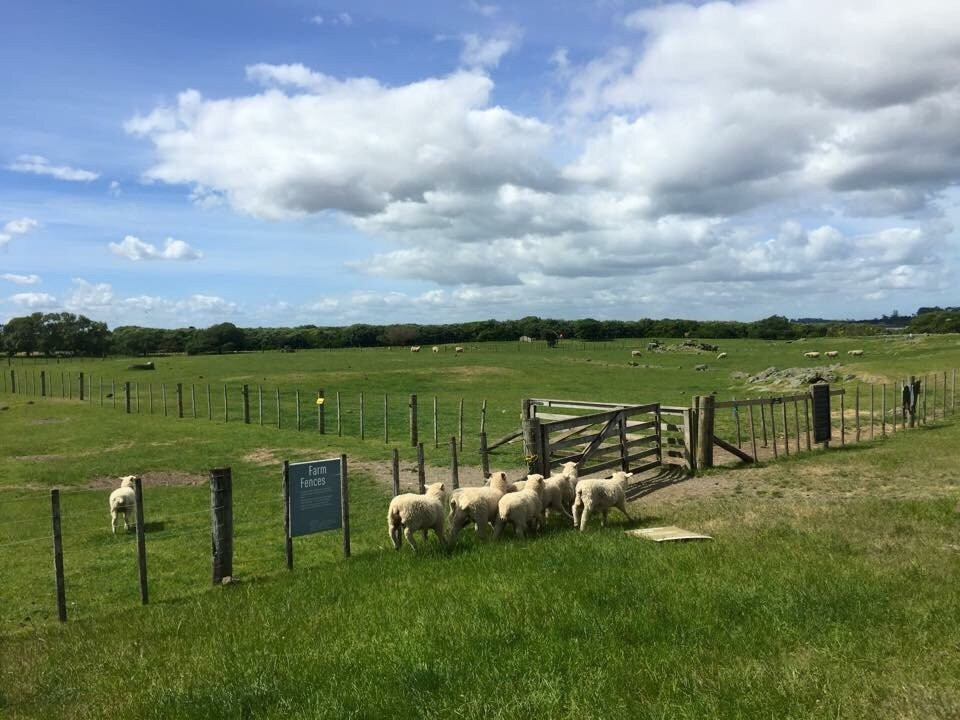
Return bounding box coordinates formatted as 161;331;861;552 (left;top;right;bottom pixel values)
542;461;578;521
695;364;708;371
847;349;864;356
410;345;421;353
108;475;139;534
825;350;839;358
572;471;633;532
631;350;642;357
716;352;728;360
493;475;545;539
387;482;446;551
804;351;821;359
432;346;440;353
448;471;513;547
455;346;464;354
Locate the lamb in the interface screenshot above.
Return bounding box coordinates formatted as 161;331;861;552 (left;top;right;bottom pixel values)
803;351;820;359
432;346;440;353
493;475;545;539
542;461;578;522
824;350;839;358
387;482;447;551
847;349;864;356
108;475;139;534
410;345;421;353
448;471;513;547
631;350;642;357
695;364;708;371
572;471;633;532
716;352;728;359
455;346;464;353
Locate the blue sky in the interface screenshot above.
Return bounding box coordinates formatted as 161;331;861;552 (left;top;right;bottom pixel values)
2;0;958;329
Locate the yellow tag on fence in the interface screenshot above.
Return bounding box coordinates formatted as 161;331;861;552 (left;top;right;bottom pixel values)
316;398;325;405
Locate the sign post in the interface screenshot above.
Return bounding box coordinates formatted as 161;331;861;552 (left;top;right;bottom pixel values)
811;384;831;447
283;456;349;568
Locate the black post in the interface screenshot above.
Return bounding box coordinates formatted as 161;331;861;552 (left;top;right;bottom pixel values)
50;489;66;622
125;381;131;414
242;384;250;424
210;467;233;584
409;394;419;447
317;389;325;433
176;383;184;419
479;431;490;479
134;477;148;605
283;460;293;570
40;370;46;397
78;372;84;401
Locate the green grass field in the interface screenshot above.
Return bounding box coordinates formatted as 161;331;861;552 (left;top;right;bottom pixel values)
2;336;959;718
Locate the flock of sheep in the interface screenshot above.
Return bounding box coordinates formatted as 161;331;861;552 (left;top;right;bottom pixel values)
803;349;864;359
410;345;464;353
387;462;634;551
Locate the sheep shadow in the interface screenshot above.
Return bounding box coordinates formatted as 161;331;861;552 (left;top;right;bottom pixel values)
626;466;691;501
143;521;166;533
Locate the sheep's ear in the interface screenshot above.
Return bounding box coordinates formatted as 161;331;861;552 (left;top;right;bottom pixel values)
438;483;445;492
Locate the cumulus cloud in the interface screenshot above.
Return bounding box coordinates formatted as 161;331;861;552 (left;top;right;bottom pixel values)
127;69;553;219
7;155;99;181
1;273;41;285
108;235;202;261
10;292;57;309
0;217;40;249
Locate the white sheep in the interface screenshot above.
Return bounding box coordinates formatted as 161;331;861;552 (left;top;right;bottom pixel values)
572;471;633;532
493;475;545;539
804;351;820;359
455;346;464;353
847;349;864;356
410;345;421;353
108;475;139;534
432;346;440;353
542;461;578;522
631;350;642;357
716;352;728;360
448;471;513;547
825;350;839;358
387;482;447;551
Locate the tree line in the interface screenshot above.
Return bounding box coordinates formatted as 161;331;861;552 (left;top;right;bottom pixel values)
1;309;948;358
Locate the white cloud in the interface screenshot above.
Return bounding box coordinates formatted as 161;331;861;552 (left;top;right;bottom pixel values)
108;180;121;197
468;1;499;18
1;273;41;285
10;292;57;309
108;235;203;261
460;27;520;69
4;217;40;235
65;279;114;311
7;155;99;182
308;12;352;26
127;70;553;219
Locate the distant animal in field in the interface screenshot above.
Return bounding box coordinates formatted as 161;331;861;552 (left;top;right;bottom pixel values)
108;475;139;534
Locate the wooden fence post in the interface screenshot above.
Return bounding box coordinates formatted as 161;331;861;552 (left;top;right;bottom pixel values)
78;372;84;401
793;399;801;453
855;386;861;441
747;403;758;462
134;477;148;605
780;397;790;456
359;392;365;440
295;389;301;431
696;395;715;469
409;394;418;447
340;454;350;559
881;384;886;436
391;448;400;496
803;395;812;451
125;381;131;414
223;385;228;423
907;376;916;428
759;399;768;447
384;394;389;443
276;388;281;429
176;383;184;418
479;431;490;479
242;384;250;424
283;461;292;570
682;407;697;474
522;415;542;475
417;442;426;494
191;384;196;419
480;399;487;437
769;400;778;459
259;385;263;425
210;467;233;585
50;489;66;622
869;384;874;439
135;381;140;413
40;370;46;397
450;436;459;490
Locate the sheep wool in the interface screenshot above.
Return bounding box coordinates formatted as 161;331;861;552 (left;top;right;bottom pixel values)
493;475;545;540
572;471;633;532
108;475;139;534
448;471;513;548
387;482;447;551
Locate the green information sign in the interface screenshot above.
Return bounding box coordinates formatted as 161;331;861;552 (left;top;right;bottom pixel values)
288;458;342;537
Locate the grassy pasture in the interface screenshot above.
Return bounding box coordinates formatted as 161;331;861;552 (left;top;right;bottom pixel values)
2;335;959;718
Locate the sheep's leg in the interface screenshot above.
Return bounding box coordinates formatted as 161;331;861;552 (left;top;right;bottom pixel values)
572;502;581;529
616;498;633;522
492;516;505;540
474;507;489;539
433;518;446;548
578;504;592;532
601;508;609;527
111;511;118;534
389;521;402;550
448;514;465;549
513;515;525;540
404;526;418;551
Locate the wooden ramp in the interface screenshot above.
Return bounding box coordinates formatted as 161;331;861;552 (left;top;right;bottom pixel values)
626;526;712;542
